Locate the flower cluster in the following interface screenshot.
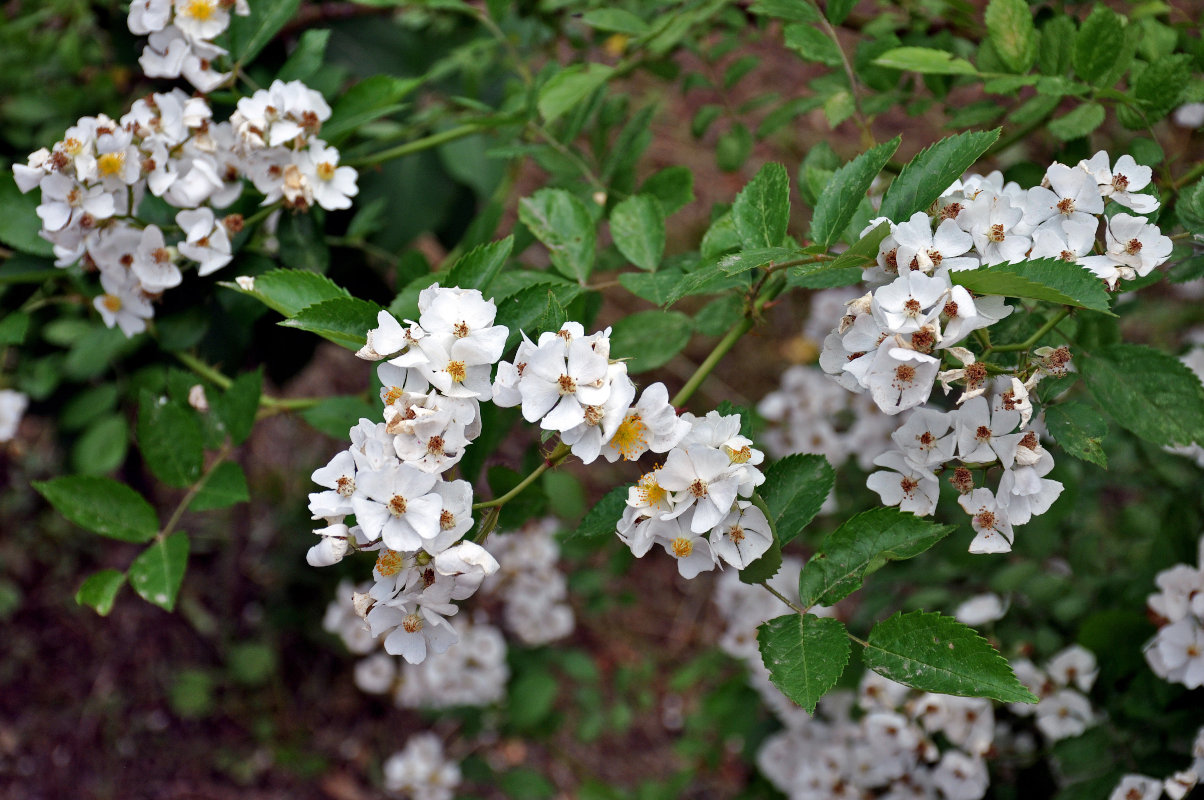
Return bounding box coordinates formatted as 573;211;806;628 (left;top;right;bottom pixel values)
12;3;358;338
382;733;461;800
480;517;575;646
818;154;1171;552
128;0;250;91
1106;726;1203;800
1144;534;1204;690
306;286;509;665
1009;645;1099;743
615;410;770;578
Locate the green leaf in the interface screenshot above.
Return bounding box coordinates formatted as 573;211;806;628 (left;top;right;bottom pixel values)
758;614;851;713
0;170;54;257
227;0;301;64
798;508;955;607
872;46;979;76
446;236;513;292
716;123;753;172
862;611;1038;703
1045;402;1108;467
790;221;888;284
1081;343;1204;447
71;414;129;475
609;310;693;373
276;28;330;82
783;24;843;67
825;0;855;24
1038;15;1076;76
129;532;189;612
618;270;683;305
879;129;1000;221
75;569;126;617
277;211;329;274
739;517;783;584
220;269;350;318
761;454;835;545
716;246;803;276
810;137;901;249
1048;102;1105;141
189;462;250;511
580;8;649;34
0;311;30;345
300;395;378;438
569;486;628;539
213;369;262;445
1135;53;1191;119
732;163;791;249
640;166;695;215
610;195;666;272
33;476;159;542
324;75;419;143
518;189;597;283
1073;6;1125;86
985;0;1037;73
950;258;1114;314
138;392;204;488
280;296;385;350
538;64;614;123
750;0;820;23
494;283;584;351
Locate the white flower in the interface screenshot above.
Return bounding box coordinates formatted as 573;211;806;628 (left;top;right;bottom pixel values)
1035;688;1095;741
1029;217;1098;263
367;601;459;664
958;488;1014;554
996;451;1062;525
861;343;940;415
561;364;636;464
602;381;690;462
866;450;939;516
0;390;29;442
382;733;461;800
176;207;232;276
931;750;989;800
94;268;155;337
957;192;1031;265
351;464;444;551
353;652;396;695
1108;775;1163;800
954;593;1007;626
657;446;742;534
657;516;718;579
1046;644;1099;693
306;525;350;567
515;326;612;431
131;225;184;293
1148;617;1204;689
1080;151;1159;214
1022;162;1104;231
309;450;359;518
955;396;1020;463
35;173;115;233
299;142;358;211
892;211;978;274
872;271;949;334
709;501;773;568
172;0;231;42
890;407;954;467
127;0;172;34
1148;563;1204;623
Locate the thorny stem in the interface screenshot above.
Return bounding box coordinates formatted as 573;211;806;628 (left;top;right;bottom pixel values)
159;441;233;542
987;308;1070;353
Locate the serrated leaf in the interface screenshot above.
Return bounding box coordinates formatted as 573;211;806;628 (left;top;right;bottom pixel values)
33;476;159;542
580;8;649;34
227;0;301;64
610;195;666;272
1048;102;1105;141
739;527;783;584
732;163;791;249
568;486;628;539
299;395;378;438
446;235;513;292
663;264;749;306
1081;343;1204;447
618;270;683;305
518;189;597;283
862;611;1038;703
138;392;204;488
799;508;955;607
872;46;979;75
950;258;1114;314
640;166;695;215
75;569;126;616
1135;53;1191;119
750;0;820;23
189;462;250;511
879;129;1000;221
1038;15;1076;76
761;454;835;545
280;297;385;350
494;283;584;351
825;0;855;24
609;310;693;373
716;247;804;276
129;532;189;612
213;369;262;446
221;269;350;318
1073;7;1125;86
323;75;419;143
1044;402;1108;467
758;614;851;713
792;222;888;283
538;64;614;123
811;137;901;249
985;0;1037;73
783;24;843;67
0;171;54;257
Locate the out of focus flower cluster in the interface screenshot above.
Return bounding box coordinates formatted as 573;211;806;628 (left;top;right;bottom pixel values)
1144;534;1204;690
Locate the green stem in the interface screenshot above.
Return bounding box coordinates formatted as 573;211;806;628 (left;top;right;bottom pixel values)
1173;161;1204;192
343;123;492;168
241;202;282;229
159;442;232;542
761;582;806;615
988;308;1070;353
471;443;570;510
671;317;754;408
174;351;325;411
175;351;233;390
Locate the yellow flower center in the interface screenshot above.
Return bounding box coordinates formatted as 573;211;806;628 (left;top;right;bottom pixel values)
723;444;752;464
610;412;648;460
375;549;404;577
183;0;217;21
97;151;125;178
101;294;123;312
635;471;666;507
671;537;693;559
383;386;404;405
446;360;467;383
316;161;336;181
